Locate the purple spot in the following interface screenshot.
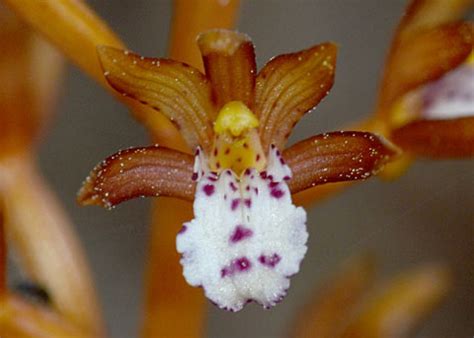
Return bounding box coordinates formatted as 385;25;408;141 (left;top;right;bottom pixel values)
220;267;231;278
279;157;286;165
234;257;251;271
276;150;281;156
195;148;200;155
231;198;240;210
178;225;187;234
260;171;267;179
259;254;281;268
269;181;279;188
203;184;215;196
229;225;253;243
244;199;252;208
283;175;291;181
254;187;259;195
229;182;238;192
191;172;198;181
244;168;251;176
208;175;218;182
245;185;250;191
220;257;252;278
271;189;284;199
226;170;232;176
256;154;261;161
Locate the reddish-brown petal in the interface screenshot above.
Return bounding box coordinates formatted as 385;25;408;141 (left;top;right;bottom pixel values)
391;117;474;158
198;29;256;109
284;131;398;194
97;46;215;151
254;42;337;150
379;22;473;111
78;146;195;208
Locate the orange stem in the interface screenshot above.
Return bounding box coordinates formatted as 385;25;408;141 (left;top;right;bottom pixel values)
0;199;5;298
141;2;240;338
0;153;104;336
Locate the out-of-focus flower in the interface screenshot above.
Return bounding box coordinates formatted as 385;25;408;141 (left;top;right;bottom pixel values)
0;5;103;335
297;0;473;203
78;29;396;311
375;0;474;160
290;255;451;338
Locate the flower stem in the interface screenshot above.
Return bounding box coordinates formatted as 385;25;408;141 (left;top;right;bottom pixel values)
0;199;5;298
0;153;104;336
141;1;240;338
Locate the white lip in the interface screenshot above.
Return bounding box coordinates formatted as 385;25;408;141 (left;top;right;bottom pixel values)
422;64;474;120
176;147;308;311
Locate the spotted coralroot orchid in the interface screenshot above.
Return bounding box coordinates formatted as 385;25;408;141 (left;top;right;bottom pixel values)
78;30;396;311
376;0;474;158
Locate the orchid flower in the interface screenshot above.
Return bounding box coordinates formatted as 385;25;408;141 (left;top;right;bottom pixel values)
374;1;474;159
78;29;396;311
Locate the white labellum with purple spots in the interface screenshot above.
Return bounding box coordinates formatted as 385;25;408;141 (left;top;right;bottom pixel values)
176;146;308;311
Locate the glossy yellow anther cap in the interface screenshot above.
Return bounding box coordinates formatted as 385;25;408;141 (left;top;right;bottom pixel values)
214;101;259;137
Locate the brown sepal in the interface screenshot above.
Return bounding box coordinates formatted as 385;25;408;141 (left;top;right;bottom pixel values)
78;146;195;208
391;117;474;158
379;22;473;111
97;46;215;151
254;43;337;150
284;131;398;194
198;30;256;109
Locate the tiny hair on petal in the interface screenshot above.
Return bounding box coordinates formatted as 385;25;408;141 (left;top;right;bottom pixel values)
78;146;195;208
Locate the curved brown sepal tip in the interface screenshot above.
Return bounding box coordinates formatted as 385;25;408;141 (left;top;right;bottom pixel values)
284;131;399;194
198;29;257;109
255;42;337;150
97;45;215;151
78;146;195;209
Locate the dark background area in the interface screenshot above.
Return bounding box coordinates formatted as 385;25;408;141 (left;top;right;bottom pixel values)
13;1;473;337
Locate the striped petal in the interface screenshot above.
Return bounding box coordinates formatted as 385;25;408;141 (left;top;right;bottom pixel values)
283;132;398;194
198;30;256;109
98;46;215;151
254;42;337;151
78;146;195;208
